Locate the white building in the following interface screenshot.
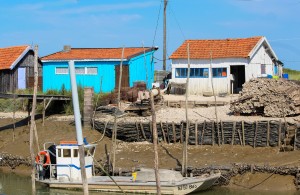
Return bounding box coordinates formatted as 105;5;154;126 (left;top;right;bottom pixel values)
169;36;282;95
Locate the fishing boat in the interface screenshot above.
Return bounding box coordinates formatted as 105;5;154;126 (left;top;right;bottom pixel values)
35;141;220;194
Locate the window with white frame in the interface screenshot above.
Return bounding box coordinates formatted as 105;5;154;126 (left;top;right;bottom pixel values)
75;67;85;75
55;67;68;74
175;68;209;78
55;67;98;75
86;67;98;75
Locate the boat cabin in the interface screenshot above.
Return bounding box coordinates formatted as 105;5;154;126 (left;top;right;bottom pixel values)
37;141;96;182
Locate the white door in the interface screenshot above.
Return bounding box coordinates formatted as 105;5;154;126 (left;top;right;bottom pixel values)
18;68;26;89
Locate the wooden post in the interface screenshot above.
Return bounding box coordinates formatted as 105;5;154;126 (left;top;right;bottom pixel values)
267;121;270;147
195;122;198;146
183;43;191;177
42;98;46;126
135;122;140;141
242;120;245;146
231;121;236;145
172;121;176;143
212;121;215;146
294;128;297;151
201;120;206;145
150;92;161;194
209;51;220;146
166;122;170;144
30;45;39;195
254;121;258;148
180;123;183;143
221;120;224;145
237;124;242;146
149;121;153;142
161;122;167;143
12;93;16;142
278;119;282;147
112;47;124;176
139;122;147;140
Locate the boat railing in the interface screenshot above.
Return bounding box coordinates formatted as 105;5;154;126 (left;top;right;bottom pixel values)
35;162;73;181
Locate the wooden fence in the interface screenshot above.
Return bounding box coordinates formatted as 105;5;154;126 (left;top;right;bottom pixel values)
93;120;300;148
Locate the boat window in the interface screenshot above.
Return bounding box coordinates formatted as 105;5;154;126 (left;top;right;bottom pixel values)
73;149;78;157
57;149;61;157
63;149;71;158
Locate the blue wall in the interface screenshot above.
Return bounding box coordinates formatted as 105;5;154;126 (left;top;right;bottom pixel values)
129;51;154;88
42;51;155;93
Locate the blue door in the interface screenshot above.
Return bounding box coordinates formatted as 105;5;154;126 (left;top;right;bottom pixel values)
18;68;26;89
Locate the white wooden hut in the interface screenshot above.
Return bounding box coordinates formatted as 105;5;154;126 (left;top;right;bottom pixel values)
169;36;282;95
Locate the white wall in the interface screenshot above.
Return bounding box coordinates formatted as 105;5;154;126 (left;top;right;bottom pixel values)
171;45;275;95
246;45;274;81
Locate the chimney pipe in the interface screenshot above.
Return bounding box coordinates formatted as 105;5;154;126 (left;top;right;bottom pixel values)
63;45;71;52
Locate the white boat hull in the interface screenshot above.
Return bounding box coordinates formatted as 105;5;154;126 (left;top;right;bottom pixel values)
37;172;220;195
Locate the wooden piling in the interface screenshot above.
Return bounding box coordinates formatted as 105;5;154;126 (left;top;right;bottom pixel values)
180;123;183;143
231;121;236;145
135;122;140;141
294;128;297;151
242;120;245;146
221;120;224;145
254;121;258;148
139;122;147;140
278;119;282;147
172;121;176;143
195;122;198;146
201;120;206;145
212;121;215;146
237;124;242;146
166;122;170;144
161;122;167;143
267;120;270;147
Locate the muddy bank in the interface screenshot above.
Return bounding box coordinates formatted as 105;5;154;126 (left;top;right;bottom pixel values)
1;116;300;192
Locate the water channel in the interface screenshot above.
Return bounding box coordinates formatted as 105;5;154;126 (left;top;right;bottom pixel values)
0;171;297;195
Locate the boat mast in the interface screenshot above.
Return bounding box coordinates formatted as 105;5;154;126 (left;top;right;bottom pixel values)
69;60;89;195
163;0;168;70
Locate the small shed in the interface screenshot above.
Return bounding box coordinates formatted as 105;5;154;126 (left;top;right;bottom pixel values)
41;46;158;93
0;45;42;93
170;36;282;95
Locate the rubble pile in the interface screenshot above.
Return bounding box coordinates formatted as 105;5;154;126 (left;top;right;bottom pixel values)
230;78;300;117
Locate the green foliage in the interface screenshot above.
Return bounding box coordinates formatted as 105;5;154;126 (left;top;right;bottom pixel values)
0;99;23;112
283;68;300;81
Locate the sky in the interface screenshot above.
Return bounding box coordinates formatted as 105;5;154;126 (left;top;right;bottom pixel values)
0;0;300;70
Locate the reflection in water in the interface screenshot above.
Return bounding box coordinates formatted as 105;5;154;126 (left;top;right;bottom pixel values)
0;171;297;195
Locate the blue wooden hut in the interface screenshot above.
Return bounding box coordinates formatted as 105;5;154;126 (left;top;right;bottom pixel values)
41;46;158;93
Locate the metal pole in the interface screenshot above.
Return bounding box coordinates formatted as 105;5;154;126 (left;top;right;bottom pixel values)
68;60;88;195
163;0;168;70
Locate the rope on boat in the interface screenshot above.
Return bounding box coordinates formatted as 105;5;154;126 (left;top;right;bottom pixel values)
87;150;127;195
